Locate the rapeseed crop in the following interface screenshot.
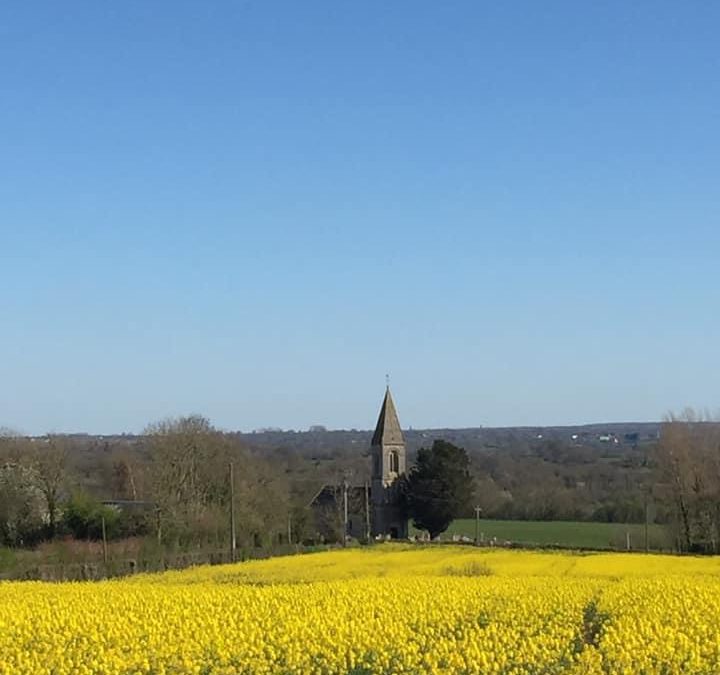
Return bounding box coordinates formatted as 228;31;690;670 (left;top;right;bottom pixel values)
2;545;720;674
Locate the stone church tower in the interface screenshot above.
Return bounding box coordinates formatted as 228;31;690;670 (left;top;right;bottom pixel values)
370;387;408;538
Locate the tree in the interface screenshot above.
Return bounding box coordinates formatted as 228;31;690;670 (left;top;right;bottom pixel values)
655;410;720;552
33;436;68;537
146;415;230;543
110;451;138;500
404;439;474;539
0;463;45;546
145;415;292;548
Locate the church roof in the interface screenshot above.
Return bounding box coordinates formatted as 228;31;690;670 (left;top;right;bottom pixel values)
371;387;404;446
308;484;367;508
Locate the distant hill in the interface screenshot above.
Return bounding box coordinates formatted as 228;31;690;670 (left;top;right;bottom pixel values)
7;421;664;526
235;422;660;458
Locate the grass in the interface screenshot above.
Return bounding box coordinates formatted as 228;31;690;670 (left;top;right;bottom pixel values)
415;519;674;551
0;547;18;572
1;521;675;580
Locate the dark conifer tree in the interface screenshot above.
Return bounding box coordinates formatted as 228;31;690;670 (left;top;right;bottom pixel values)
404;440;474;539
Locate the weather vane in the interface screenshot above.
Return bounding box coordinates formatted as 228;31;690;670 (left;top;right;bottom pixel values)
385;373;390;388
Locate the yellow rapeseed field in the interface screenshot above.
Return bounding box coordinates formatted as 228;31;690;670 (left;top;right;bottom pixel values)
2;545;720;674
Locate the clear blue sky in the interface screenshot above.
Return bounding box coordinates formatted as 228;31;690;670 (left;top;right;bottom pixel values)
2;2;719;434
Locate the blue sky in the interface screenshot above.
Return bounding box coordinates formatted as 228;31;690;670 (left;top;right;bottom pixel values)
2;2;719;434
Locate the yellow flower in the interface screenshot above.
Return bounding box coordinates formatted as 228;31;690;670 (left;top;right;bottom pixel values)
2;546;720;673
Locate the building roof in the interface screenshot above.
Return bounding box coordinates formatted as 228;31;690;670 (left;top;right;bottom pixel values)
371;387;404;446
308;484;368;508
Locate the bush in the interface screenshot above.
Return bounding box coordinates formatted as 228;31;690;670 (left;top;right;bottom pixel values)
442;561;492;577
62;493;120;540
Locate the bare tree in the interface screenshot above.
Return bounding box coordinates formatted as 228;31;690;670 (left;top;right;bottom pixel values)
144;415;294;549
33;435;68;537
110;446;149;501
146;415;219;538
656;410;720;552
0;429;28;465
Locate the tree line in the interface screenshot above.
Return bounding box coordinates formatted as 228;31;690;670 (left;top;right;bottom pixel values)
0;416;295;551
1;411;715;554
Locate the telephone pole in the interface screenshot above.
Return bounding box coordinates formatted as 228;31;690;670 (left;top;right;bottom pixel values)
364;481;371;542
644;486;649;552
474;505;482;546
229;462;237;562
343;479;349;547
101;514;108;564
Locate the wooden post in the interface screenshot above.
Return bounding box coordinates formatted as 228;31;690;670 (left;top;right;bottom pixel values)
343;479;349;546
626;530;631;551
287;513;292;546
644;489;649;552
364;481;371;542
229;462;237;562
101;515;108;565
474;505;482;546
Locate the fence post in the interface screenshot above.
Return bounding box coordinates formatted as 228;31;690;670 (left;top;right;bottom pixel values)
101;515;108;564
229;462;237;562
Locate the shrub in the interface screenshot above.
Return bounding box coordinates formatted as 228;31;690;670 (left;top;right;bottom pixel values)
441;560;492;577
62;493;120;540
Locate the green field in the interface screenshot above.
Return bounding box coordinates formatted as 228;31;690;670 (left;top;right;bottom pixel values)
416;519;674;551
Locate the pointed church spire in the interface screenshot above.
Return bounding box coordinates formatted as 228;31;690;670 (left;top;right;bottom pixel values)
371;386;404;446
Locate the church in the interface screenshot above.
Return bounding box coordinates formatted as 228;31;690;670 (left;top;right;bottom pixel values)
310;387;408;540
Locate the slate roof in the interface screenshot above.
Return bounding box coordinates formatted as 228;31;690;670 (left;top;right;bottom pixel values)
309;484;368;507
371;387;404;447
